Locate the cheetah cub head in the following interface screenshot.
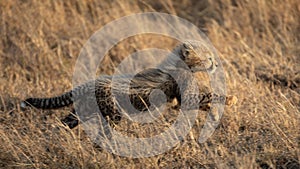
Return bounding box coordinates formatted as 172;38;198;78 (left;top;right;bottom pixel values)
179;41;218;73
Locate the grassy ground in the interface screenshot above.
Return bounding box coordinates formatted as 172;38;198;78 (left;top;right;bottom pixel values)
0;0;299;168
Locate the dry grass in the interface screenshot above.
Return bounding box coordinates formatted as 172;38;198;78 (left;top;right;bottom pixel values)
0;0;299;168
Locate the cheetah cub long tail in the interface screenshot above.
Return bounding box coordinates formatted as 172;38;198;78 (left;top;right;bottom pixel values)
20;80;94;109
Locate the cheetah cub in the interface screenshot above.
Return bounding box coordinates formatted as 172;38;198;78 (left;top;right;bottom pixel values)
21;41;237;128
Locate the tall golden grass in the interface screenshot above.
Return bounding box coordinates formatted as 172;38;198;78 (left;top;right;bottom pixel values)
0;0;299;168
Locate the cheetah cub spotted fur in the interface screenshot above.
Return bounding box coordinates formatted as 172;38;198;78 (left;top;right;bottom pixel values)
21;41;237;129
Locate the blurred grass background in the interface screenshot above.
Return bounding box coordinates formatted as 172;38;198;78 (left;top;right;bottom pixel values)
0;0;299;168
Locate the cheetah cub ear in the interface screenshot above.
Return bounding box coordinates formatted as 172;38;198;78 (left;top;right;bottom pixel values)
181;42;194;59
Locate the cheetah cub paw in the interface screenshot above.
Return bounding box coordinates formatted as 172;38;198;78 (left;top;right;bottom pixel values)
225;95;238;106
